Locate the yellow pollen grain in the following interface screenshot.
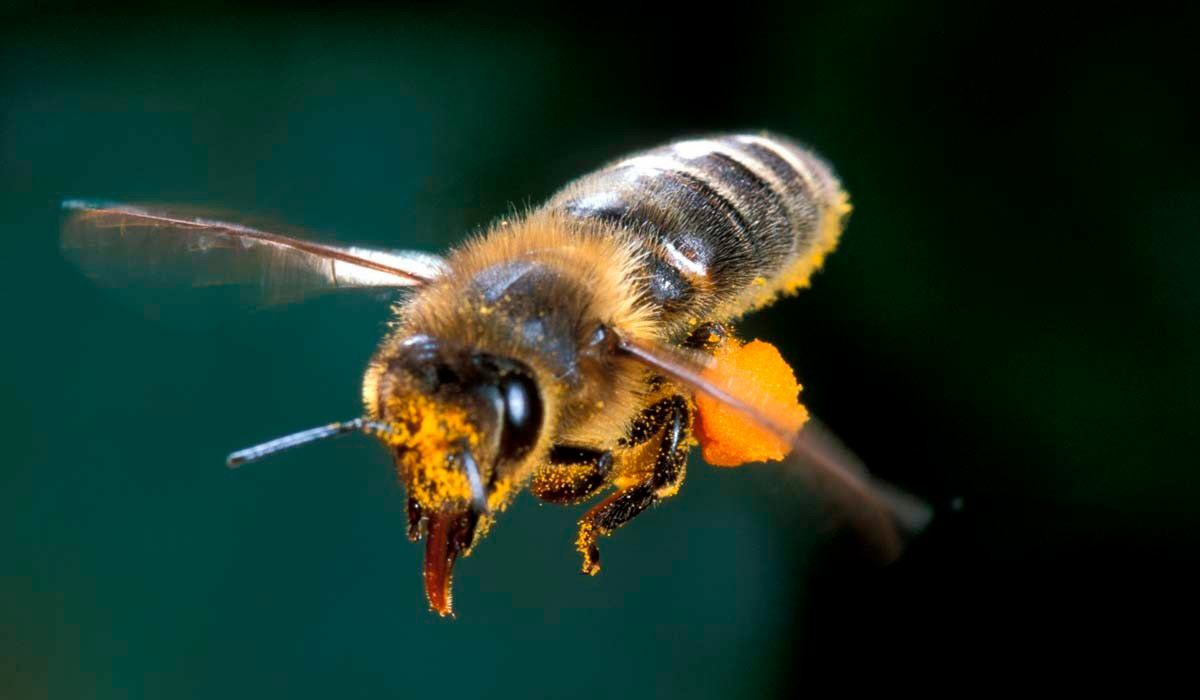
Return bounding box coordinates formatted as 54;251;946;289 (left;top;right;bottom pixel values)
377;395;482;508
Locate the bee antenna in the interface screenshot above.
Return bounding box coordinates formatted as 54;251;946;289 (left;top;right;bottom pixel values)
226;417;395;468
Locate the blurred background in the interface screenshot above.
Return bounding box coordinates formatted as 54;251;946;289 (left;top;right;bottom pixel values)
3;1;1196;697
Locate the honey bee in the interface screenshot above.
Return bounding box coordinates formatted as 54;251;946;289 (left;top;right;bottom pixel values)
63;133;929;616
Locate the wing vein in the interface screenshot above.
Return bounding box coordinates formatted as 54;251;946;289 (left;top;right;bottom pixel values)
65;201;433;285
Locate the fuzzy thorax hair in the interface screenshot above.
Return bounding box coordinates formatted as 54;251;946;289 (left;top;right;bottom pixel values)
361;210;661;506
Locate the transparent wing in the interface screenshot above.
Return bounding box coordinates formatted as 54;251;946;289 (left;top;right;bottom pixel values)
61;200;445;306
618;335;932;563
786;415;933;561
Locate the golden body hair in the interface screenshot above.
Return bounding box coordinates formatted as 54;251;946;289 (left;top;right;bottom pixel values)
364;212;663;515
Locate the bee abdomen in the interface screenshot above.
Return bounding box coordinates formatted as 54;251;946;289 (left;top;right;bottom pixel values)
546;134;846;329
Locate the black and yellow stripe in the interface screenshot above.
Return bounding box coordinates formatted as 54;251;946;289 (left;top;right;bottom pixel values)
546;133;846;331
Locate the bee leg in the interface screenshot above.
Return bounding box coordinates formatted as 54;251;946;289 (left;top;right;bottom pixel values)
405;496;425;541
530;446;614;505
683;320;733;352
576;395;690;575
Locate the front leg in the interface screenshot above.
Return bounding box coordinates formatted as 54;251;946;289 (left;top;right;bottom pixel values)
576;395;691;575
531;446;614;505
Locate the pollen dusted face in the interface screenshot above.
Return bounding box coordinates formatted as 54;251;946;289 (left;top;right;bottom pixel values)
378;392;484;512
362;335;546;616
378;388;491;619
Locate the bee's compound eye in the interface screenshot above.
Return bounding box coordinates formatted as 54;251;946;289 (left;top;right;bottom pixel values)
498;373;543;461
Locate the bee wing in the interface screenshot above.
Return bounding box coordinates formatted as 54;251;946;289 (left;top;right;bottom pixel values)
61;200;444;306
787;415;934;559
618;336;932;563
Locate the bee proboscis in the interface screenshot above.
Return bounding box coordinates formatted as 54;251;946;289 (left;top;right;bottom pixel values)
63;133;929;616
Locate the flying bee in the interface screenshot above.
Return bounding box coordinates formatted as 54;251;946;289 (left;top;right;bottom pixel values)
62;133;929;616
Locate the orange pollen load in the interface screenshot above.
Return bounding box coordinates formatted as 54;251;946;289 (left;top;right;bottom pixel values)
693;339;809;467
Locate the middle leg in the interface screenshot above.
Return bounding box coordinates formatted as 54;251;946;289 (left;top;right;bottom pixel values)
576;395;691;575
530;446;614;505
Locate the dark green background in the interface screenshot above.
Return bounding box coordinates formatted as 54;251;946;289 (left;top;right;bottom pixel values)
4;2;1196;697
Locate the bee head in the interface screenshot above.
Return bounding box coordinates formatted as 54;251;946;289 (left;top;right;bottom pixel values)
363;333;545;615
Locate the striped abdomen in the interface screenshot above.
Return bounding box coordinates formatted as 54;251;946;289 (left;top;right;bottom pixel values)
545;133;850;333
